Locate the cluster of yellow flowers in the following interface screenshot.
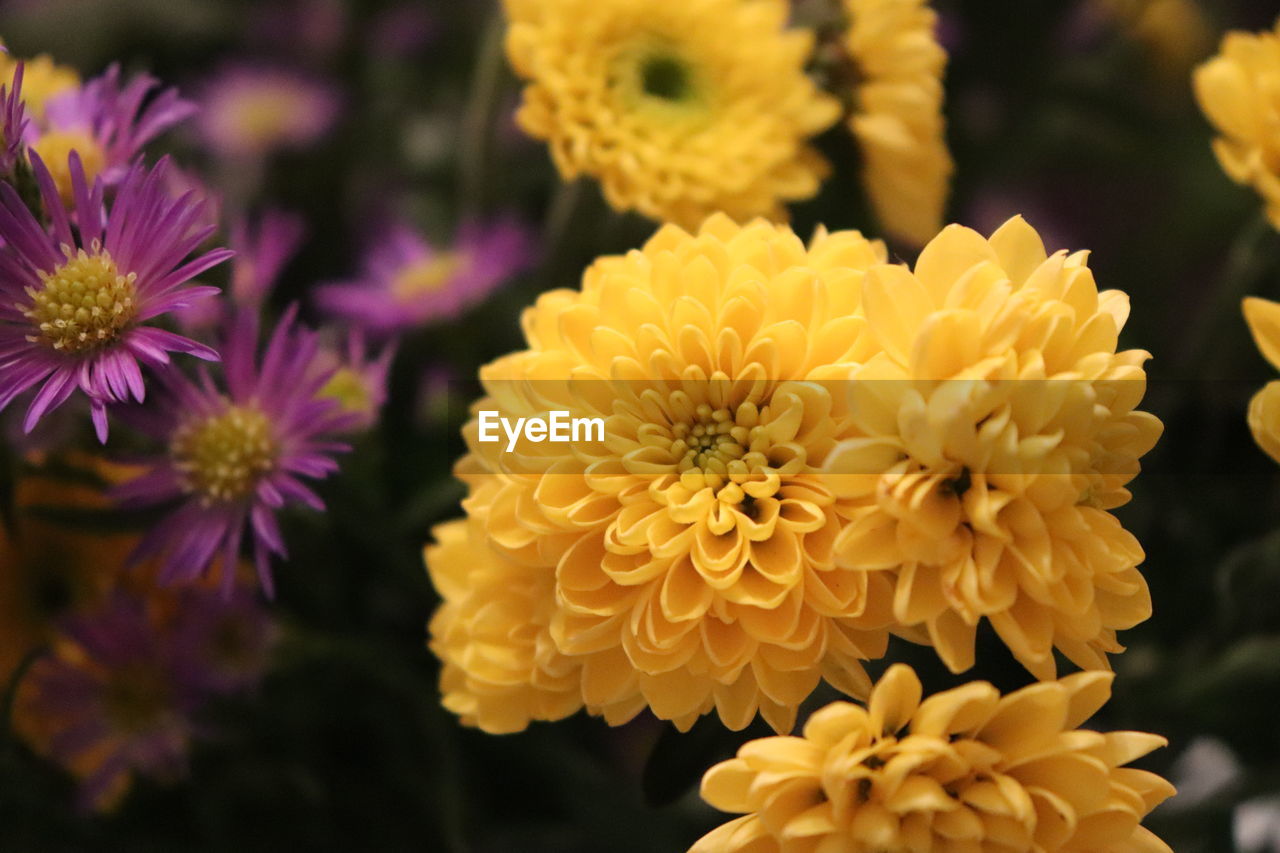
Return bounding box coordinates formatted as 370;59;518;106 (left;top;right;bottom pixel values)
425;212;1172;848
1195;16;1280;470
502;0;952;244
410;2;1280;851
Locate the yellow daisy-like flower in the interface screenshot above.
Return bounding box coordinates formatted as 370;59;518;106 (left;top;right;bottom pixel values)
429;215;899;734
502;0;840;229
841;0;953;247
693;664;1175;853
824;216;1162;679
1243;297;1280;464
1193;18;1280;229
0;50;79;120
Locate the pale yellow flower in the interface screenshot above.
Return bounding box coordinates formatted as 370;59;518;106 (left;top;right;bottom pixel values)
430;215;898;734
842;0;953;246
1194;19;1280;229
693;664;1175;853
1243;297;1280;464
1095;0;1213;79
503;0;839;229
0;51;79;119
824;216;1162;679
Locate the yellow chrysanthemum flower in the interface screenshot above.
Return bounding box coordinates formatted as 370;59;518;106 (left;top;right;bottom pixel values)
1243;297;1280;463
1193;18;1280;229
693;664;1175;853
841;0;953;247
1094;0;1212;80
429;215;900;734
0;51;79;119
427;518;637;733
824;216;1162;679
502;0;840;229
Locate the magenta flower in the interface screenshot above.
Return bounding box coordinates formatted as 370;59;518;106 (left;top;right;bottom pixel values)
314;218;533;337
195;64;340;161
230;207;305;308
32;64;196;201
172;585;278;696
114;308;353;597
0;154;229;441
315;329;396;432
15;592;202;813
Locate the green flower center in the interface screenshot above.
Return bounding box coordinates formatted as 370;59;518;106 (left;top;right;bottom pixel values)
640;53;693;102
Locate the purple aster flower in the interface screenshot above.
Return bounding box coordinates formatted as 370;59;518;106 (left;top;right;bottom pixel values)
0;154;230;442
113;307;352;597
195;63;340;161
14;591;203;813
0;61;29;175
171;584;277;696
31;63;196;203
230;207;305;308
314;217;533;337
315;329;396;432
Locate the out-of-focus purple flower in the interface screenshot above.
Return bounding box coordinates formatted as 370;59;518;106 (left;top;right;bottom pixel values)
174;208;304;335
31;64;196;203
113;308;353;597
172;585;277;695
231;208;305;308
14;592;202;813
315;329;396;432
315;218;533;337
417;363;459;427
0;62;29;175
249;0;348;60
195;64;340;161
368;3;440;58
0;155;229;442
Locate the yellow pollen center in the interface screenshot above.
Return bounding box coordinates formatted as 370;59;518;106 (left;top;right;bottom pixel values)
24;245;137;353
320;367;372;416
30;130;106;204
391;253;465;301
171;405;278;504
229;90;300;146
670;401;771;496
614;40;708;118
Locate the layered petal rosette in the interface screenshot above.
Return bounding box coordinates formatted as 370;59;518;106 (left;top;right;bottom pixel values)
1193;17;1280;229
503;0;839;228
824;217;1162;678
693;664;1175;853
841;0;954;247
429;215;899;733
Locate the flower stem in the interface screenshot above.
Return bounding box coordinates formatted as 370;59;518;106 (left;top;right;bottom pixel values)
458;12;508;220
1179;211;1275;375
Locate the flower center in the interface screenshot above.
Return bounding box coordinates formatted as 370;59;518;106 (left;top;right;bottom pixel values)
670;401;772;496
103;664;170;733
614;41;706;115
171;405;278;504
320;367;372;417
639;53;693;102
24;245;137;353
391;252;465;301
29;129;106;203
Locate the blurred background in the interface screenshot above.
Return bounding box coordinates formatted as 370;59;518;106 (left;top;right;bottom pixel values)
2;0;1280;850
